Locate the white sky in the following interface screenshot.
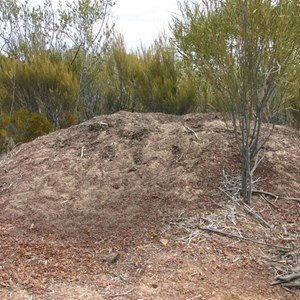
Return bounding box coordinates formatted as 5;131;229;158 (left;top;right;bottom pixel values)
112;0;181;50
28;0;182;51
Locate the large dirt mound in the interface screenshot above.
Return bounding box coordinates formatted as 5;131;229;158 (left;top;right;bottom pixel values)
0;112;235;239
0;111;299;299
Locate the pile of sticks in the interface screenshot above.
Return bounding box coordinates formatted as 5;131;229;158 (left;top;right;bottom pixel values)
168;170;300;295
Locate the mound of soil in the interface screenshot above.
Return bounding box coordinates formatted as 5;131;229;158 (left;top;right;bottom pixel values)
0;111;299;299
0;112;234;239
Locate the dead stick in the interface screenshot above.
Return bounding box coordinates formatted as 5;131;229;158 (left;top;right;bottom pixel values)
80;146;85;158
282;286;300;295
110;289;133;298
252;190;300;203
198;227;290;250
243;202;273;228
259;194;278;210
275;273;300;283
184;125;200;141
282;283;300;288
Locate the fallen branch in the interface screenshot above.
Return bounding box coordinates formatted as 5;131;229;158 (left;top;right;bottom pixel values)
281;282;300;288
252;189;300;203
271;272;300;294
273;273;300;284
282;286;300;295
198;227;289;250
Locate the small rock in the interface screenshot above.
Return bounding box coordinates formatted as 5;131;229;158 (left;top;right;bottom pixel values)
105;253;119;263
160;238;169;246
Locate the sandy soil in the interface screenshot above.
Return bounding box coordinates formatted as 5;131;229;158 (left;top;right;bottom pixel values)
0;111;299;299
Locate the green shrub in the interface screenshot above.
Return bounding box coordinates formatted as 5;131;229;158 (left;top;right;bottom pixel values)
0;109;53;153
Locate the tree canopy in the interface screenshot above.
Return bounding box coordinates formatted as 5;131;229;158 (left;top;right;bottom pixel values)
172;0;300;203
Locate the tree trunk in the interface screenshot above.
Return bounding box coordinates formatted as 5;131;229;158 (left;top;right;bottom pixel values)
241;146;252;204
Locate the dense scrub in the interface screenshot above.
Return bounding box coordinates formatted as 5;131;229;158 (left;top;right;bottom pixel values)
0;0;299;153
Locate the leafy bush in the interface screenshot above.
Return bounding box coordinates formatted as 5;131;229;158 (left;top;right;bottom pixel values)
0;109;53;153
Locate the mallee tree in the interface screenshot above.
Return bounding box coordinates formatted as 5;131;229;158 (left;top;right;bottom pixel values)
172;0;300;203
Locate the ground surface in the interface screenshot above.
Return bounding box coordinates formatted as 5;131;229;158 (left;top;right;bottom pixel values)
0;111;299;299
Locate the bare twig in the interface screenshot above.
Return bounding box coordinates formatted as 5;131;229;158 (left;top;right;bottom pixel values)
110;289;133;298
80;146;85;158
1;183;13;192
184;125;200;141
220;170;300;203
219;186;273;229
241;201;274;229
259;194;278;210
